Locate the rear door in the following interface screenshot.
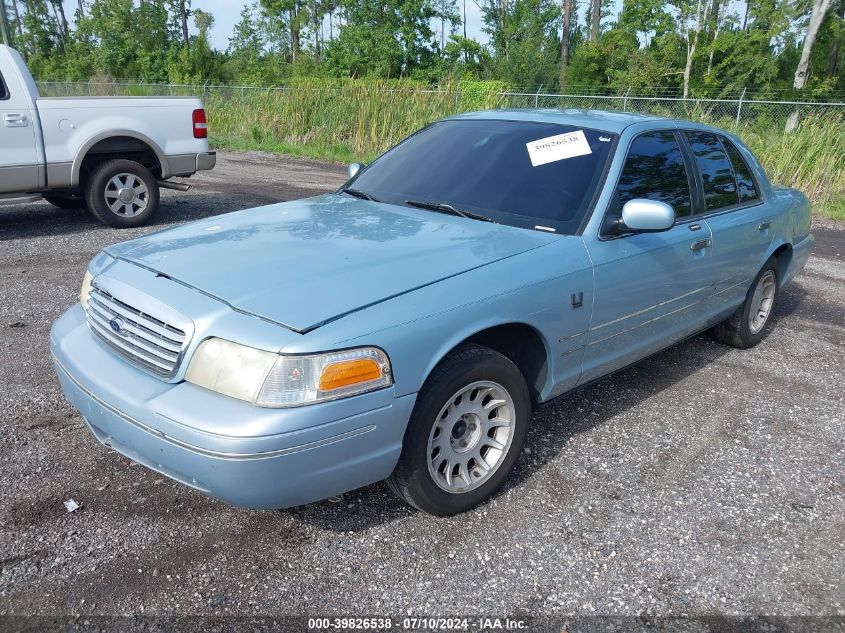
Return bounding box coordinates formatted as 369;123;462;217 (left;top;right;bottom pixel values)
681;131;772;312
0;67;40;193
580;130;715;383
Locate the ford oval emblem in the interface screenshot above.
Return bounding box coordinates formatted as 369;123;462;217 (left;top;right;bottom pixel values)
109;317;126;335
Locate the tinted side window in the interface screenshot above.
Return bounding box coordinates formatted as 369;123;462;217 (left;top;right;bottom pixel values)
0;72;8;100
721;138;759;202
685;131;739;210
614;131;692;219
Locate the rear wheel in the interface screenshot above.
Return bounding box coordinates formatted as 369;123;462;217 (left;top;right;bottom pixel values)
43;193;87;210
84;159;159;228
713;259;779;349
387;343;530;516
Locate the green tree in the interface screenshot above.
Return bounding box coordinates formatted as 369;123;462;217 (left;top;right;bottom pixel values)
432;0;460;49
227;3;272;82
324;0;437;77
481;0;561;88
17;0;62;74
261;0;304;60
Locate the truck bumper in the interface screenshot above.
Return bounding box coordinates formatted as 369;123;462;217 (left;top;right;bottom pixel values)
50;305;415;510
166;151;217;177
196;151;216;172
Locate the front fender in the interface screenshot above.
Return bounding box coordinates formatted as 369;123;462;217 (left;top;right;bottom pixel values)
288;237;596;403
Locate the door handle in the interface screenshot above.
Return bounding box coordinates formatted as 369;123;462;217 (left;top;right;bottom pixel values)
758;221;771;231
3;113;28;127
689;223;702;231
690;238;711;251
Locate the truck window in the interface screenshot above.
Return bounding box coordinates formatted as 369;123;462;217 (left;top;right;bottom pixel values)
0;71;8;100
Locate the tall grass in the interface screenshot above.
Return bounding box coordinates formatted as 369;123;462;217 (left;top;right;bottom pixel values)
202;80;844;221
206;81;470;160
740;117;845;221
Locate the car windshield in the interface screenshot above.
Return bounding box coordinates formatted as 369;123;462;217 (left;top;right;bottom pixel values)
346;119;617;234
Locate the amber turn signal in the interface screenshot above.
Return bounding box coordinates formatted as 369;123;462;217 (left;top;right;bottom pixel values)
319;358;383;391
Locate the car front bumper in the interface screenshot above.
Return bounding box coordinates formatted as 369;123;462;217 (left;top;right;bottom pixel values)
50;305;416;510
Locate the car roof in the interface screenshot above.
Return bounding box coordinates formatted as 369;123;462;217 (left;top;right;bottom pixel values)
447;108;667;134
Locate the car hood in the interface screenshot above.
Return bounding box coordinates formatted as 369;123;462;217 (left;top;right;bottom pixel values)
105;194;558;332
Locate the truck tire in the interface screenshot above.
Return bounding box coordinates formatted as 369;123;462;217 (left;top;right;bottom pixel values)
713;259;779;349
387;343;531;516
84;159;159;228
43;193;87;210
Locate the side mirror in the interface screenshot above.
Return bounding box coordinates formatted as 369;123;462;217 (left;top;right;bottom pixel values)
621;198;675;232
348;162;363;179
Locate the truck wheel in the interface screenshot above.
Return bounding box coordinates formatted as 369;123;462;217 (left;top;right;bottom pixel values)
713;259;779;349
43;193;87;210
85;159;159;228
387;343;530;516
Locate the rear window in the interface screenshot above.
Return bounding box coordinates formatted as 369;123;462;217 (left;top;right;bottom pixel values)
685;131;739;211
721;138;760;203
349;119;617;235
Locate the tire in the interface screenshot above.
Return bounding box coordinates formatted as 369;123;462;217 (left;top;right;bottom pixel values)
387;343;531;516
43;193;87;210
713;259;779;349
84;159;160;228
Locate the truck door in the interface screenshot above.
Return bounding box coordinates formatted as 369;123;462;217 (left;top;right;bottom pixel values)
0;64;41;193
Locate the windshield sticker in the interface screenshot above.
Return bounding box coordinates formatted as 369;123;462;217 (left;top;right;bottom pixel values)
526;130;592;167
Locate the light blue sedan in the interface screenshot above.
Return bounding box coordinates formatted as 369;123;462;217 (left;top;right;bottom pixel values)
51;110;814;515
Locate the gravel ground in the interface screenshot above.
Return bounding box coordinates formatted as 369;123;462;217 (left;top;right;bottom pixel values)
0;151;843;625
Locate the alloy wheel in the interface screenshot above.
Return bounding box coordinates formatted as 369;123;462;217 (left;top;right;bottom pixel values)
426;380;516;494
749;270;777;334
104;173;149;217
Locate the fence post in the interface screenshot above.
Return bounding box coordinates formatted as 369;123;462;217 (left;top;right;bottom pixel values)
736;87;746;125
623;87;630;111
535;85;542;108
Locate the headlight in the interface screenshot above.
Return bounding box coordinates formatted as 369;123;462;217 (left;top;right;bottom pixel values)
80;271;93;311
185;338;392;407
184;338;278;403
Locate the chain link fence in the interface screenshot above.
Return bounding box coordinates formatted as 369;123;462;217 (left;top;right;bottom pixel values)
501;91;845;128
36;80;845;129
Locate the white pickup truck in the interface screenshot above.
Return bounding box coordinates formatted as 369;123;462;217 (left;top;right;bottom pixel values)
0;45;216;227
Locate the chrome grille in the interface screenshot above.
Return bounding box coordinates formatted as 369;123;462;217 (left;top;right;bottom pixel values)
86;286;188;377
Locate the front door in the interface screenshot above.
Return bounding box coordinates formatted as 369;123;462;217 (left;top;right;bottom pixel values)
580;130;715;383
0;67;40;193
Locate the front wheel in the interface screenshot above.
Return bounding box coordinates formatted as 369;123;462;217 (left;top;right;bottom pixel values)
84;159;160;228
387;343;531;516
713;259;779;349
